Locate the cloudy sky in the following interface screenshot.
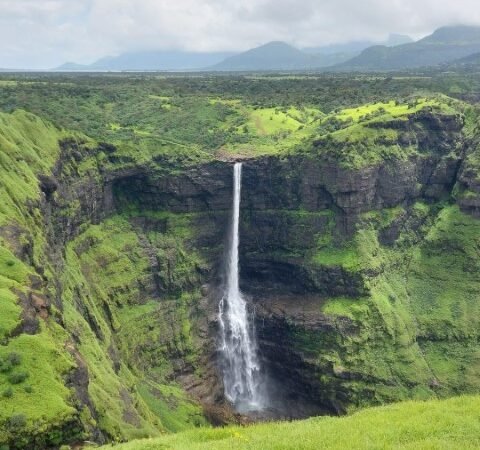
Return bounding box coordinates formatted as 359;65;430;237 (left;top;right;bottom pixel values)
1;0;480;69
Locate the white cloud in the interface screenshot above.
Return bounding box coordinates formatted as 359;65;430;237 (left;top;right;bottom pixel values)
0;0;480;68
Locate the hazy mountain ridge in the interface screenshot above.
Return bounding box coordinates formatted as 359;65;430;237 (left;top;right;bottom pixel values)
210;41;319;71
211;34;414;71
56;50;235;71
54;26;480;72
337;25;480;70
453;51;480;64
303;33;412;55
54;34;413;72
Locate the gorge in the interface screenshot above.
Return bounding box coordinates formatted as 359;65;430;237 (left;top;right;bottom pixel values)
1;74;480;449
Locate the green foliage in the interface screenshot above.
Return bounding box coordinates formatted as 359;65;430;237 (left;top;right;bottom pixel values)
7;371;28;385
103;395;480;450
0;290;20;340
304;95;464;169
321;297;369;320
0;110;64;227
60;214;207;440
0;73;470;162
299;202;480;406
0;106;209;444
2;387;13;398
7;414;26;429
334;98;452;122
0;110;85;447
6;353;21;366
404;206;480;335
61;219;166;441
137;382;207;432
0;330;78;446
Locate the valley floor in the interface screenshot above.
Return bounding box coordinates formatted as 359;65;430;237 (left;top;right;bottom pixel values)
103;395;480;449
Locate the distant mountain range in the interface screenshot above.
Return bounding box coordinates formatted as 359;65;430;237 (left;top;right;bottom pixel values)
210;41;319;71
452;51;480;65
57;50;235;71
54;26;480;72
210;34;415;71
337;26;480;71
444;51;480;70
54;33;413;72
302;33;412;55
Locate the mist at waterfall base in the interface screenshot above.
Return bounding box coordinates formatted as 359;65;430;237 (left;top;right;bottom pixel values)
218;162;269;414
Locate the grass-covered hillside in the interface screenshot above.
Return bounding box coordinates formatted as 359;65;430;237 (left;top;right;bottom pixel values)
104;395;480;450
0;111;84;447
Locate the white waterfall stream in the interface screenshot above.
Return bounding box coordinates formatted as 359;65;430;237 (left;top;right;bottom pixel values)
218;162;265;412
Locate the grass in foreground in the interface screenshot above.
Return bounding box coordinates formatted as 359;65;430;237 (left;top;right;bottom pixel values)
103;395;480;450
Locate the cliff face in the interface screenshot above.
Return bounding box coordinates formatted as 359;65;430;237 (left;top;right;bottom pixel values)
1;108;480;447
232;124;474;413
91;109;476;418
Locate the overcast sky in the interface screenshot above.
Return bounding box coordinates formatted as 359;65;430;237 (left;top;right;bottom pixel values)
1;0;480;69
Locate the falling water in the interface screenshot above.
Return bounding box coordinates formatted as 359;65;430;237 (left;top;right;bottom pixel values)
218;162;265;412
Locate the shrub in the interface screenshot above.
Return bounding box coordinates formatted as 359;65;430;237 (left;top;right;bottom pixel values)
389;294;397;303
24;385;33;393
2;387;13;398
0;360;12;373
7;352;21;366
8;371;29;384
8;413;26;429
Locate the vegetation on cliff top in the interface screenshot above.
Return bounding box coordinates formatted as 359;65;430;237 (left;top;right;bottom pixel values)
303;95;466;169
0;110;64;227
0;73;473;162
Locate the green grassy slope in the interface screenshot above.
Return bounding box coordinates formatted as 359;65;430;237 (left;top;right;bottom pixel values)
0;111;84;447
61;215;208;440
302;95;465;169
104;395;480;450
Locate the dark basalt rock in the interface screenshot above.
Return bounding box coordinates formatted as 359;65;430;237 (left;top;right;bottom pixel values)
98;142;117;154
38;174;58;199
112;161;233;213
455;141;480;217
241;151;462;223
241;258;366;298
251;293;359;416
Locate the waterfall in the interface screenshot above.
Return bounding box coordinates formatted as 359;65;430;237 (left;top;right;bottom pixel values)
218;162;265;412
